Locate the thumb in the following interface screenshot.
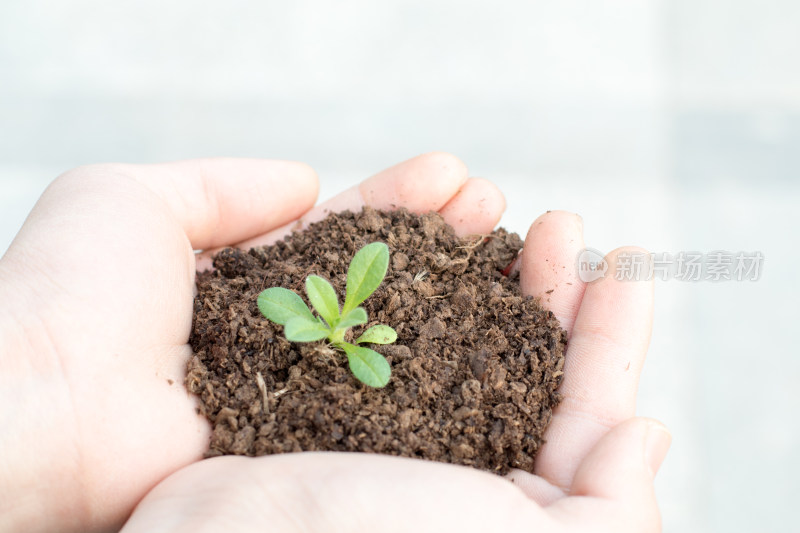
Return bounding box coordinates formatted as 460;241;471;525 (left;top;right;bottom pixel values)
551;417;671;532
125;158;319;250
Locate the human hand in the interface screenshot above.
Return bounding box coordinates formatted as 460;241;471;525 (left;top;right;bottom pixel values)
0;153;505;532
119;212;669;532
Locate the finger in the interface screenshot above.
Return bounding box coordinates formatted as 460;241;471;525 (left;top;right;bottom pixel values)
548;418;670;533
571;418;671;499
122;158;319;250
234;152;480;250
519;211;587;335
359;151;469;212
535;247;655;489
438;178;506;236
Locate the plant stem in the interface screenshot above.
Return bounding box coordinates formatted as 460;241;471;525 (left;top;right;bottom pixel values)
329;329;345;344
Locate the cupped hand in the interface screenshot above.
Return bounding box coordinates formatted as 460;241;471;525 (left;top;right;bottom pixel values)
120;205;669;532
0;153;504;532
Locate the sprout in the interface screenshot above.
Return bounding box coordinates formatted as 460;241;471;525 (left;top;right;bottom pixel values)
257;242;397;388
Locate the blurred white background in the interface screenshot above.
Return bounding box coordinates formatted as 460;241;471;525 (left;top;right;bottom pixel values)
1;1;798;531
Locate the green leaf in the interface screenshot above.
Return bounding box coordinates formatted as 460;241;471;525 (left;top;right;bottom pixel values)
356;325;397;345
336;307;368;330
342;242;389;315
339;342;391;388
305;275;340;326
284;316;330;342
257;288;315;325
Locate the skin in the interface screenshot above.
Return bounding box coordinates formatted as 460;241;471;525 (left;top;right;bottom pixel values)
0;153;669;532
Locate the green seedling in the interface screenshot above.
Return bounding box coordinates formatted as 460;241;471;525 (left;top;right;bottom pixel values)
257;242;397;388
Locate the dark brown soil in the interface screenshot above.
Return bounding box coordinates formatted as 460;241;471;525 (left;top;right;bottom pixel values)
187;207;567;474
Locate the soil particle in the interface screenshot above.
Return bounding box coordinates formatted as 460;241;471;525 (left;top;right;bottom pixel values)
188;207;567;474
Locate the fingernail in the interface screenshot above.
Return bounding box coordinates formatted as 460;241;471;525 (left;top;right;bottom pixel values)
644;422;672;476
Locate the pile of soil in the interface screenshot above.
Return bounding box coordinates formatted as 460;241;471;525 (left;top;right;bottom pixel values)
187;207;567;474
